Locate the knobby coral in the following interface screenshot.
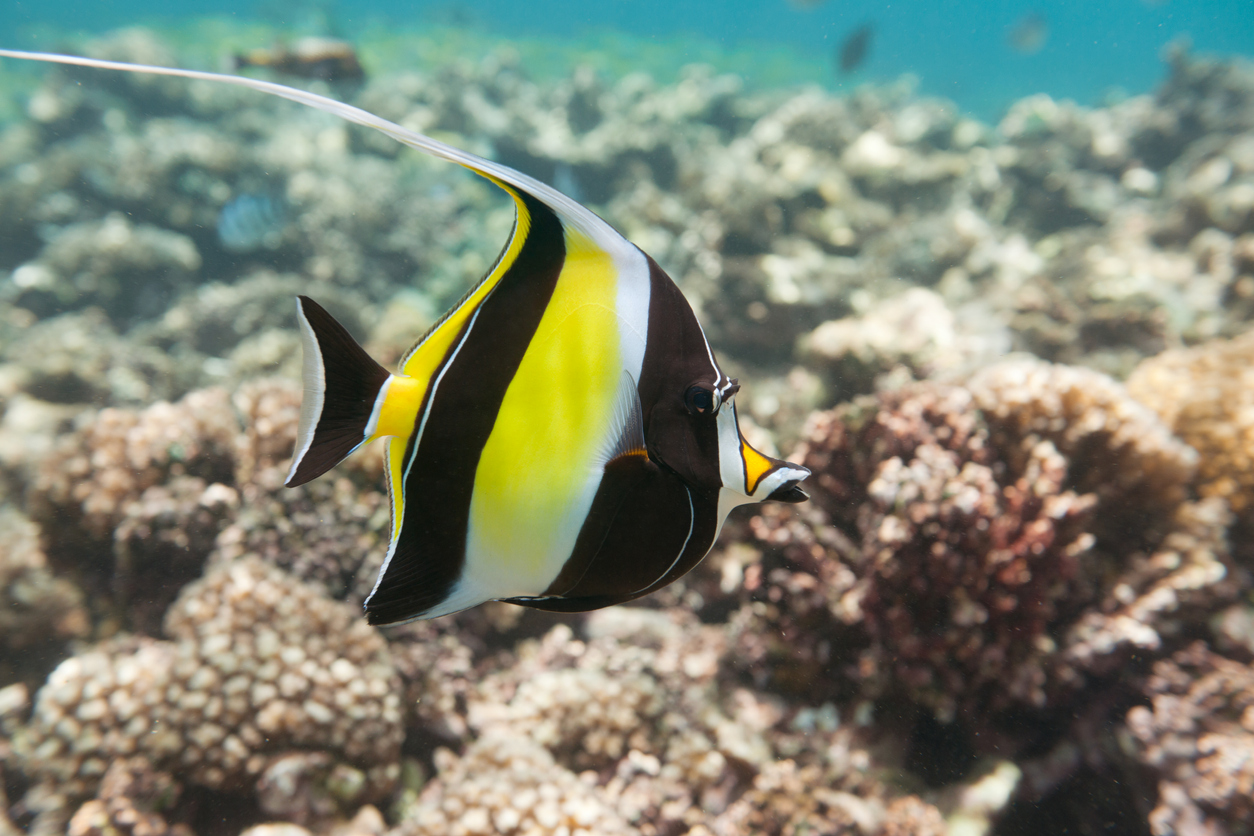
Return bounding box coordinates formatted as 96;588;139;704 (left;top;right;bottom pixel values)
10;558;402;832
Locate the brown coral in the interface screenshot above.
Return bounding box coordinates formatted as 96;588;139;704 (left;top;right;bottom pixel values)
740;380;1097;716
0;508;88;685
1127;330;1254;527
734;360;1226;723
970;358;1197;547
12;558;402;829
702;759;876;836
66;757;190;836
28;386;238;632
1127;642;1254;836
395;732;639;836
24;379;389;632
32;386;237;543
213;379;388;602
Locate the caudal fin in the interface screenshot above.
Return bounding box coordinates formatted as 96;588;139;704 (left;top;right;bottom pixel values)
286;296;390;487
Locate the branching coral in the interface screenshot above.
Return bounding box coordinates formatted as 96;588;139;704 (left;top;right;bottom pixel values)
968;358;1197;546
733;359;1226;723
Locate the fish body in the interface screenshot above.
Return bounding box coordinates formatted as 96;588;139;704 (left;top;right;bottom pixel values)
234;37;365;83
1008;13;1049;55
837;23;874;73
0;48;811;624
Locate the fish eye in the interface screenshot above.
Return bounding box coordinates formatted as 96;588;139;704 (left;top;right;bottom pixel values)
684;385;716;415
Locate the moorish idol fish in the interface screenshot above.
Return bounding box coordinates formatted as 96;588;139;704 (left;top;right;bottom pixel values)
0;48;812;624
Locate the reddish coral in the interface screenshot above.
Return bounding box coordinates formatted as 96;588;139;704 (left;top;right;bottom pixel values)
731;362;1225;724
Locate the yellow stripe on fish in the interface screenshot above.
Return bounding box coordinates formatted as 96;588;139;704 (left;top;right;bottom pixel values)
466;227;622;594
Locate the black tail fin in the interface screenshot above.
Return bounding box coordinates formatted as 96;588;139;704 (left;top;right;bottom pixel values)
285;296;389;488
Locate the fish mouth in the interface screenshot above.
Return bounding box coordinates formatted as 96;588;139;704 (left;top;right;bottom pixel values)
767;480;809;504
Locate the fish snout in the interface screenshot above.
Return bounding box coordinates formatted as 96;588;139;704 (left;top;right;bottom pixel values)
761;462;811;503
767;477;810;504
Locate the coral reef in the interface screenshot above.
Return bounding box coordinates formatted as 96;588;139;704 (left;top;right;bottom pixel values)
24;378;387;630
1127;642;1254;836
215;379;388;603
393;612;957;836
27;386;239;631
66;757;190;836
0;24;1253;836
395;733;639;836
0;508;88;686
1127;330;1254;536
730;360;1229;728
10;558;402;832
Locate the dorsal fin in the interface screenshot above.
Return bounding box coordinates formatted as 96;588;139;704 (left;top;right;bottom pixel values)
0;48;633;256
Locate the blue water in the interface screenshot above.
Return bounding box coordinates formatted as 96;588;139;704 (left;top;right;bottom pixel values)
3;0;1252;120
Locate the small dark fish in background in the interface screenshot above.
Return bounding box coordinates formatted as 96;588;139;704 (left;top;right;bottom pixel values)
217;191;289;253
233;37;365;84
837;23;874;74
1008;12;1049;55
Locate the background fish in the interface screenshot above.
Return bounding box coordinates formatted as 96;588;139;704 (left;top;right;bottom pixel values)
836;22;874;73
0;48;810;625
1008;12;1049;55
234;36;365;84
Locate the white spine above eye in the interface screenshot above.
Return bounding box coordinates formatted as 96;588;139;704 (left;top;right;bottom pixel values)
712;377;740;415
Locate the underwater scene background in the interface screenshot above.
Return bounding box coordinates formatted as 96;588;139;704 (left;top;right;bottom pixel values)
1;1;1254;834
